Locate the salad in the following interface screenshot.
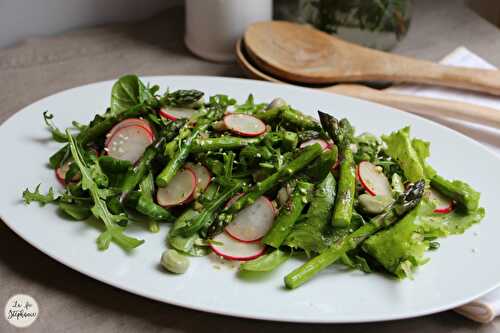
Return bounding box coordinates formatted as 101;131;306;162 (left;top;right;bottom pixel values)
23;75;485;289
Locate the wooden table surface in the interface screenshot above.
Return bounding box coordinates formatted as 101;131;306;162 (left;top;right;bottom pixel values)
1;0;500;332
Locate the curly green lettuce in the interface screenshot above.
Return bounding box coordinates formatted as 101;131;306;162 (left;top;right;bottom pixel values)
382;126;437;182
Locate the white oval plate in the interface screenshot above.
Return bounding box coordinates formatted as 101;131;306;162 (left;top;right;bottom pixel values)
1;76;499;323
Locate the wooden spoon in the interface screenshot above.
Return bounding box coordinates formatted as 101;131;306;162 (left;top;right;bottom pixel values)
244;21;500;96
236;39;500;128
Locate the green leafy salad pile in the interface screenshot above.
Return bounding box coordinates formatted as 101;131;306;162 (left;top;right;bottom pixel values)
23;75;485;289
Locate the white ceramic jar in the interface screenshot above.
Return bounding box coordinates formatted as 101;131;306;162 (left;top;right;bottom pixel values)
185;0;273;62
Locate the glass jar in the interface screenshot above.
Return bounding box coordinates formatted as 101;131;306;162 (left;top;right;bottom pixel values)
274;0;413;51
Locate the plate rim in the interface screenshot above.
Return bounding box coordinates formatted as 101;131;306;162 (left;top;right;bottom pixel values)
1;75;500;323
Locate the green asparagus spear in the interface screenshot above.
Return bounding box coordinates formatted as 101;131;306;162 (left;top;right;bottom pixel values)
431;175;480;213
285;173;336;253
177;180;243;236
254;99;320;130
240;145;273;164
332;147;356;227
160;89;204;107
282;108;321;131
191;136;262;153
302;145;338;183
284;180;425;289
205;144;322;237
226;144;323;215
280;131;299;151
318;111;355;228
263;181;314;248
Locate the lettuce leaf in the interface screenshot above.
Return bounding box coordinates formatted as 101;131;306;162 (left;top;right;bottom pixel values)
362;200;432;279
412;138;436;179
382;127;427;182
420;206;485;238
363;196;485;279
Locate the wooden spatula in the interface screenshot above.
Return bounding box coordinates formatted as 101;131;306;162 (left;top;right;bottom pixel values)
235;39;500;128
244;21;500;96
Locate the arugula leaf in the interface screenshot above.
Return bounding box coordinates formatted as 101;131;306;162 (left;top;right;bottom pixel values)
209;94;236;108
67;130;144;251
72;120;88;132
22;185;57;205
43;111;68;142
233;94;267;114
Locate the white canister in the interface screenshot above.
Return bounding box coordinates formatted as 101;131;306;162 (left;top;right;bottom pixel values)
185;0;273;62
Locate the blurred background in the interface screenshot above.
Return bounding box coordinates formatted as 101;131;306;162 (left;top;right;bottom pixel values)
0;0;498;49
0;0;181;48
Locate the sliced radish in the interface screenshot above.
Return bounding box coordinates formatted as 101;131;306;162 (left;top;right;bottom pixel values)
106;125;154;163
357;161;392;197
185;162;212;191
55;148;99;186
300;139;328;150
159;107;197;121
428;188;454;214
156;168;197;207
225;196;275;242
210;232;266;261
55;160;81;185
223;114;266;137
105;118;153;146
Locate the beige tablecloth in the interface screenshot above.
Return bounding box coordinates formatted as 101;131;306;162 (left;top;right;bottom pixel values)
2;1;500;332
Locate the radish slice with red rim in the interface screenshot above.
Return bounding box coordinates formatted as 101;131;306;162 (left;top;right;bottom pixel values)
159;107;197;121
223;114;266;137
105;125;154;163
210;232;266;261
156;168;197;207
185;162;212;191
357;161;392;197
55;160;81;185
300;139;329;150
55;148;98;186
105;118;153;146
225;196;275;242
428;188;454;214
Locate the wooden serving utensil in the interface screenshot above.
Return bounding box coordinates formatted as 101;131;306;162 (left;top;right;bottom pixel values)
236;39;500;128
244;21;500;97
